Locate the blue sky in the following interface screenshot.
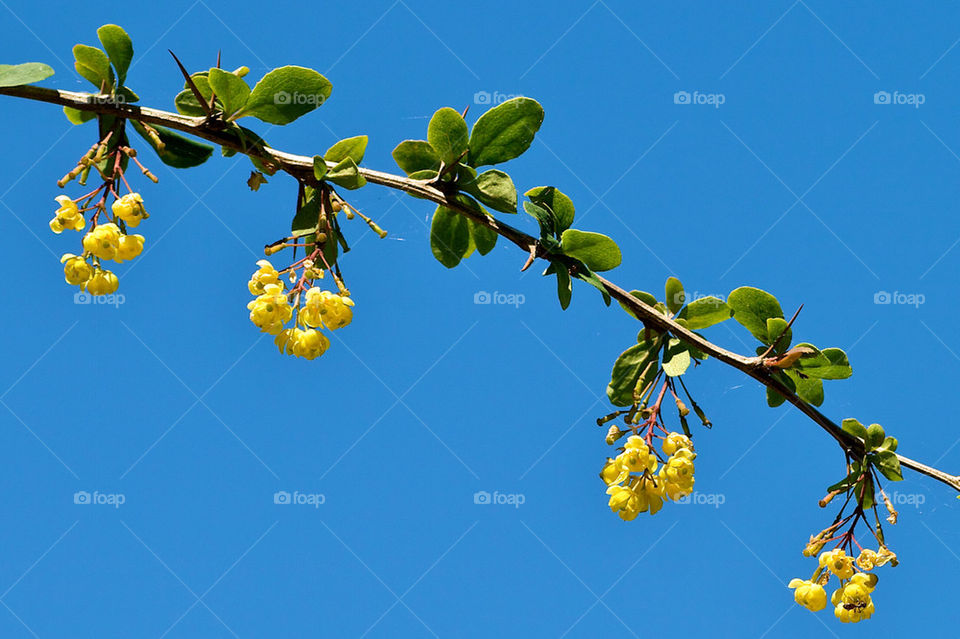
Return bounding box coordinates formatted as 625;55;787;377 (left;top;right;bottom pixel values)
1;1;959;636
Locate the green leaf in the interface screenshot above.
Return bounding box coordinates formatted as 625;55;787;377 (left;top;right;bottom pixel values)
677;297;732;330
870;450;903;481
560;229;622;272
618;290;660;320
555;263;572;310
207;67;250;119
239;66;332;125
525;186;574;232
878;436;898;453
461;169;517;214
792;374;823;406
467;97;544;167
576;265;612;306
841;418;869;441
130;121;213;168
63;106;96;125
469;219;497;256
73;44;113;91
727;286;784;342
662;338;691;377
765;317;792;352
325;135;368;164
607;340;660;406
0;62;54;87
325;157;367;190
392;140;440;175
291;191;320;237
312;155;327;180
430;205;471;268
523;200;556;238
427;107;469;165
665;277;684;314
795;346;852;380
96;24;133;85
766;370;795;407
174;73;213;116
866;423;886;450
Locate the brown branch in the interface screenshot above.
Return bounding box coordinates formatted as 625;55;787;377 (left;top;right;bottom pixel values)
2;83;958;493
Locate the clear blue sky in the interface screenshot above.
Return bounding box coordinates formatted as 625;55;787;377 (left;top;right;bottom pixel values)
1;1;958;637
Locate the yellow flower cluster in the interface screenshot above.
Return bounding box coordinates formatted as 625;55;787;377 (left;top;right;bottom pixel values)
790;546;894;623
246;260;355;361
601;432;696;521
53;194;147;295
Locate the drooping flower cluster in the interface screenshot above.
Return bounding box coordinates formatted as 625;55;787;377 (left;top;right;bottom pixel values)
789;545;896;623
601;432;695;520
53;193;147;296
246;259;354;361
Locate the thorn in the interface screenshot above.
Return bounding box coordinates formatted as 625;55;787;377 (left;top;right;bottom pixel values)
168;50;213;116
520;245;536;272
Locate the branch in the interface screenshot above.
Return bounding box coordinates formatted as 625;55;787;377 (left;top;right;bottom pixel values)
3;84;957;493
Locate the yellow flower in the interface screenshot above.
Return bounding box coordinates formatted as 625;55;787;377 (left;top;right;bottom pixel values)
82;223;121;260
49;195;85;233
114;234;144;263
248;259;280;295
247;283;292;335
874;545;898;567
291;328;330;360
61;254;92;286
112;193;147;227
662;432;693;456
607;485;640;520
658;448;695;501
833;580;875;623
856;549;878;571
300;287;354;329
84;267;119;295
617;440;657;474
600;458;629;486
788;578;828;612
819;549;855;580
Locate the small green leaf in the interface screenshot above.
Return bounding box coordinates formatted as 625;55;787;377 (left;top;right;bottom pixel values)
239;66;332;125
792;373;823;406
665;277;684;314
467;97;544;167
73;44;113;91
430;205;471;268
576;265;612;306
662;338;691;377
325;157;366;190
469;219;497;256
312;155;327;180
462;169;517;214
0;62;55;87
291;191;320;237
866;423;886;450
765;317;792;352
525;186;574;232
870;450;903;481
766;370;795;407
427;107;469;165
130;121;213;168
555;263;572;310
63;106;96;125
727;286;784;342
392;140;440;175
96;24;133;85
878;436;898;453
618;291;661;321
325;135;368;164
523;201;556;238
795;346;852;380
560;229;622;272
842;418;869;441
677;297;732;330
607;340;660;406
207;67;250;119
